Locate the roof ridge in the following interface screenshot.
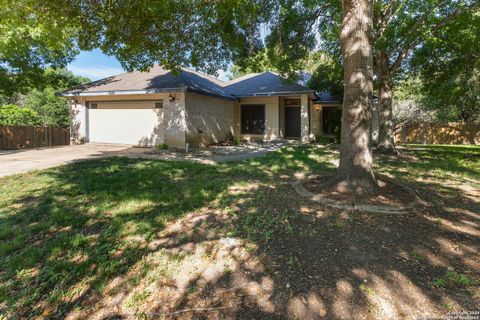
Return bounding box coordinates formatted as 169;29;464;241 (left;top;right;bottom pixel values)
224;72;262;86
181;67;225;85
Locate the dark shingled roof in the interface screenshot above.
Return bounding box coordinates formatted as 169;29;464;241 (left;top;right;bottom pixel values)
223;72;315;97
63;66;236;100
314;91;342;104
63;67;315;99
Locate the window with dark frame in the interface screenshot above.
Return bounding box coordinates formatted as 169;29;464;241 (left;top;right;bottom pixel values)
241;104;265;134
155;101;163;109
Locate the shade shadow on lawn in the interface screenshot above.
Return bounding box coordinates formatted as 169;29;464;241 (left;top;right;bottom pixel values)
0;145;478;319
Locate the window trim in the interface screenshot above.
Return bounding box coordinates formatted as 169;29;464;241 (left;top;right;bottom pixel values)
240;104;266;135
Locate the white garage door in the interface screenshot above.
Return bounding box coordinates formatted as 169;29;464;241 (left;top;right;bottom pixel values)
87;101;163;146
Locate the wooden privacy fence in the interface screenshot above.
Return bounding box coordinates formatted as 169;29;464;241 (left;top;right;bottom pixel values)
395;122;480;145
0;125;70;150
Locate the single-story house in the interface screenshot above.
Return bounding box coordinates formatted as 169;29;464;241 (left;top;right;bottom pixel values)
62;66;341;147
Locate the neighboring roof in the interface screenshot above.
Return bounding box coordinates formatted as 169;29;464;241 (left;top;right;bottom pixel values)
314;91;342;104
222;72;315;97
62;66;237;100
63;67;316;99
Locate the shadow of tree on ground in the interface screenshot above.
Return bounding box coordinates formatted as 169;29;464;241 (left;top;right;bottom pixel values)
0;145;478;319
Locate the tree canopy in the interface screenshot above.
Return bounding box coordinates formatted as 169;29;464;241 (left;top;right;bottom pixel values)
411;8;480;122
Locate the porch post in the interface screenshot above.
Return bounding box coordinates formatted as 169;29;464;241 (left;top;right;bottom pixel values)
300;94;309;142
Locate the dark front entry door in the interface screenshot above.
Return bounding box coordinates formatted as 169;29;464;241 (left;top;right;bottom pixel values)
285;106;301;138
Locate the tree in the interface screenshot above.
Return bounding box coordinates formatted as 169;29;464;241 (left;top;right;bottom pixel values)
25;88;70;127
0;104;40;126
391;77;434;130
372;0;479;153
410;9;480;123
1;68;90;127
229;50;278;78
265;0;478;153
307;52;343;96
0;0;79;96
335;0;377;194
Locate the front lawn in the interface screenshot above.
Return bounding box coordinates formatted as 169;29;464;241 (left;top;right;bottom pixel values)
0;145;479;319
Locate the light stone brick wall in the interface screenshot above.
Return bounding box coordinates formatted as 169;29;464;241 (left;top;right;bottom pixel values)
184;92;235;146
279;97;285;138
163;92;186;148
300;94;310;142
310;103;322;136
69;97;87;143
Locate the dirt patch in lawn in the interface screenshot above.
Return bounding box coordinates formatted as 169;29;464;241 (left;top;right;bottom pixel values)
303;174;417;207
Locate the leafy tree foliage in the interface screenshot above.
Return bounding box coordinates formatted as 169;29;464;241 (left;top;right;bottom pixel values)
1;69;89;127
307;53;343;96
25;88;70;127
229;50;278;78
411;9;480;123
0;0;79;95
0;104;40;126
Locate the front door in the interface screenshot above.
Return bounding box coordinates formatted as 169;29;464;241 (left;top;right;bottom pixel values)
285;106;301;138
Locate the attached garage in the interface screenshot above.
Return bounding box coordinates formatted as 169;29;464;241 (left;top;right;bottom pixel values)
86;100;164;146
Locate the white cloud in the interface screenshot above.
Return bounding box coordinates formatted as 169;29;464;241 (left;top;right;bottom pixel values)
68;65;124;80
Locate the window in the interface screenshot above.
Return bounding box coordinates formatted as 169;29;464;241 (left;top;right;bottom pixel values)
155;101;163;109
89;103;97;109
241;104;265;134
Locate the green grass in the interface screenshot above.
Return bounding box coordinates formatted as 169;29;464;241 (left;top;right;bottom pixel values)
0;144;478;317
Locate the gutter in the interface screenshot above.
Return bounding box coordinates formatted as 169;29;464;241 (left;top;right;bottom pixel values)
233;90;316;98
59;87;188;97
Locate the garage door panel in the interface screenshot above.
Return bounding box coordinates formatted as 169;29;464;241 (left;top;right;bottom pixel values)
88;103;163;146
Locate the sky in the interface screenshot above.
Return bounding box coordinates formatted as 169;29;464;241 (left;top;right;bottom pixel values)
67;49;231;82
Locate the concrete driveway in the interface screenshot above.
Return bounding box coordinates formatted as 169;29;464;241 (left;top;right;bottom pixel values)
0;143;142;178
0;141;291;178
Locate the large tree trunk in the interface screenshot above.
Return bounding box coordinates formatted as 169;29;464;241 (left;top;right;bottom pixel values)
375;50;398;154
336;0;377;195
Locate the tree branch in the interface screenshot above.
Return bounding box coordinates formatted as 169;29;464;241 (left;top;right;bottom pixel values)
390;1;479;74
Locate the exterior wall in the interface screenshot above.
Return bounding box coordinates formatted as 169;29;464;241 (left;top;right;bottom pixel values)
279;97;285;138
310;102;322;136
70;98;87;143
300;94;310;142
162;93;186;148
184;93;235;146
234;96;280;140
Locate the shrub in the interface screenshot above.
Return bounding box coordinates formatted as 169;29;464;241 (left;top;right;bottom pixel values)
315;133;336;144
156;143;169;150
0;104;41;126
25;88;71;127
232;136;241;146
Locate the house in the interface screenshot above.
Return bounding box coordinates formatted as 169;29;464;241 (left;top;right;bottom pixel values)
63;66;341;147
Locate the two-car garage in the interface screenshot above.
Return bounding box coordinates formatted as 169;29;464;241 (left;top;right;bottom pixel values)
85;100;164;146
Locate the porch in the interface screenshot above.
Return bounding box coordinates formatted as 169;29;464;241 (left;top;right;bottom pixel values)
233;94;310;142
232;94;341;142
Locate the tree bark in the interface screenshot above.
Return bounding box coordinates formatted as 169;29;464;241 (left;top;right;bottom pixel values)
375;50;398;154
335;0;377;195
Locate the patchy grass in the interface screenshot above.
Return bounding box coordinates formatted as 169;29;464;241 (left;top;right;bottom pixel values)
0;144;479;319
